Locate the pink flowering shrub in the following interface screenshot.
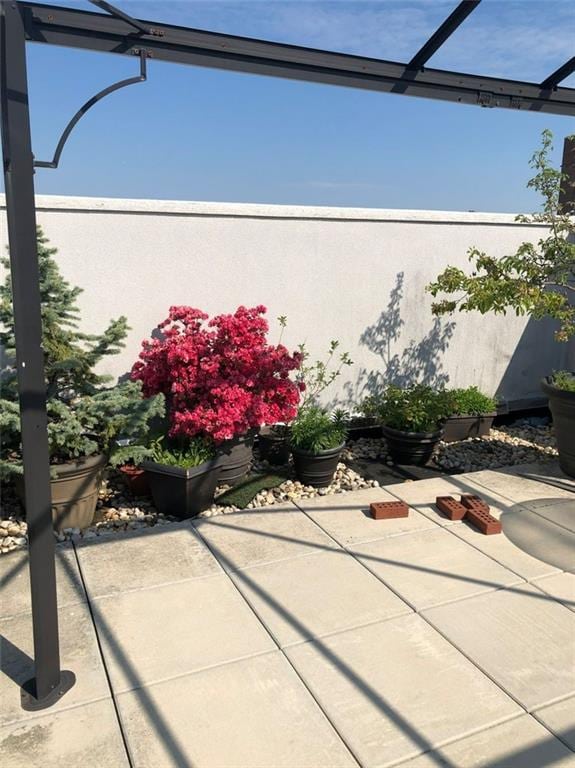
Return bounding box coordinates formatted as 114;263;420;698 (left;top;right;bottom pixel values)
131;305;303;442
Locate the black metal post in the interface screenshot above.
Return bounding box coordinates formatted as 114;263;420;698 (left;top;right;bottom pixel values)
0;0;74;710
558;135;575;215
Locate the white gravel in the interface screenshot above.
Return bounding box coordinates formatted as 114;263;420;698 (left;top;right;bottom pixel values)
0;421;559;554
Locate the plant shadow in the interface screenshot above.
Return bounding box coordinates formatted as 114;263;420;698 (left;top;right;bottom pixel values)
329;272;456;410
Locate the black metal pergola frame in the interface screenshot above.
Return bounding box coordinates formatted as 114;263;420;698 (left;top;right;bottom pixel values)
1;0;574;711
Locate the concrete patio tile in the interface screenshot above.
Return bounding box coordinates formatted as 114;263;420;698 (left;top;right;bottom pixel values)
399;715;575;767
501;461;575;491
117;651;357;768
93;574;275;692
75;522;221;597
498;505;575;573
523;498;575;532
532;572;575;611
351;527;521;610
295;488;438;547
0;698;129;768
533;696;575;751
423;583;575;711
451;518;561;582
463;468;573;506
193;505;338;572
229;549;412;647
0;601;109;727
0;544;85;619
286;613;521;768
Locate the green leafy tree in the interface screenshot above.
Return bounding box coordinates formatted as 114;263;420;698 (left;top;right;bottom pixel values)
0;228;164;476
427;130;575;342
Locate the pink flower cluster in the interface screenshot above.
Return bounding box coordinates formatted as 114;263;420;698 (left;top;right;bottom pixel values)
131;305;303;442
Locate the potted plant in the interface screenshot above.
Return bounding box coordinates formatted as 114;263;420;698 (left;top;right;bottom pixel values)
259;337;353;465
541;371;575;476
290;406;347;487
427;130;575;475
131;304;302;484
0;228;164;530
443;387;498;442
142;436;221;518
367;384;453;465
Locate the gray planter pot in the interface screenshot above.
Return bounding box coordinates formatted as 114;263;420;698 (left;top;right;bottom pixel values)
217;430;256;485
541;376;575;478
382;425;443;466
291;443;345;488
442;412;497;443
142;458;222;518
16;453;106;531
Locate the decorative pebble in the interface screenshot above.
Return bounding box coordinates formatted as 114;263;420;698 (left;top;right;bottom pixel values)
0;422;558;554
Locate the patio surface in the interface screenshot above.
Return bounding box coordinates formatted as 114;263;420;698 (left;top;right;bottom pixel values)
1;463;574;767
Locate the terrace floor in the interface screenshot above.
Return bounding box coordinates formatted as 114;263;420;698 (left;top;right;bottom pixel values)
1;462;574;767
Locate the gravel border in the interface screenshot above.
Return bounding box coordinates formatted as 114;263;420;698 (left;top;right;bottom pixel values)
0;421;558;555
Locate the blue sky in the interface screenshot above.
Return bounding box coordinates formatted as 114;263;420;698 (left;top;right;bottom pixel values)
19;1;575;211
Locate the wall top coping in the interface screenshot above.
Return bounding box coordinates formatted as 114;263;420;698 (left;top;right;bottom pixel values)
0;194;546;227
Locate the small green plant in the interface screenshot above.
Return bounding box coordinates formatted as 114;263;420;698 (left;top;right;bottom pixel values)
448;386;497;416
365;384;454;433
551;370;575;393
290;406;347;454
149;436;216;468
427;130;575;342
296;340;353;409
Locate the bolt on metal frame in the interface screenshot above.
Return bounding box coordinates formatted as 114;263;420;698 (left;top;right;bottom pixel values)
1;0;574;710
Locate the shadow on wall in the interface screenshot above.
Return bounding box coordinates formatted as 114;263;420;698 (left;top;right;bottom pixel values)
496;315;572;408
331;272;456;409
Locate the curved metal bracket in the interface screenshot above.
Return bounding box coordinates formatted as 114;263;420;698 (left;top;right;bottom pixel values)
34;50;148;169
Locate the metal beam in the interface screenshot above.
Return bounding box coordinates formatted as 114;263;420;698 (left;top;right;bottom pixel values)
19;1;575;116
0;0;75;710
408;0;481;70
541;56;575;90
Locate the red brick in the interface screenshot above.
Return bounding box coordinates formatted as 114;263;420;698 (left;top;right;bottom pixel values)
461;494;490;513
435;496;467;521
466;506;502;535
370;501;409;520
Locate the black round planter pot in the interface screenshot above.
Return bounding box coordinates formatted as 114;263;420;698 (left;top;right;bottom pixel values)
142;458;222;518
258;426;291;466
217;430;257;485
541;376;575;478
442;413;496;443
382;425;443;466
291;443;344;488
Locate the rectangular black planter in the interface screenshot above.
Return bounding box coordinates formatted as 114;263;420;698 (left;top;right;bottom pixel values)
141;459;222;519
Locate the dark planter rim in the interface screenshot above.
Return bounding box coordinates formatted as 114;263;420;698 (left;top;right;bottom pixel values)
141;456;221;480
541;376;575;402
381;424;443;439
291;442;345;458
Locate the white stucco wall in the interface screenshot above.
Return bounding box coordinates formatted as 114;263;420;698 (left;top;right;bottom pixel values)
1;195;570;410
